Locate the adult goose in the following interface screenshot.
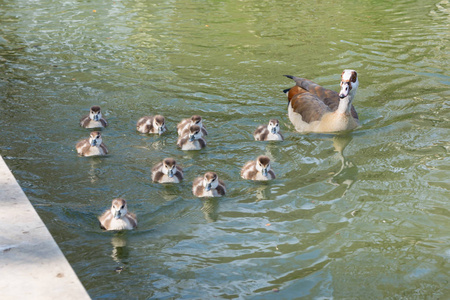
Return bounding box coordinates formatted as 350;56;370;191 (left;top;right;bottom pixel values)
284;70;359;133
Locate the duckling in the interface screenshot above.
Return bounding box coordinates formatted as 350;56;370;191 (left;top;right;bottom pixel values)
99;198;137;231
76;131;108;156
284;69;360;133
79;106;108;129
177;125;206;150
241;155;276;181
177;115;208;136
254;119;284;141
151;158;184;183
192;172;226;197
136;115;167;134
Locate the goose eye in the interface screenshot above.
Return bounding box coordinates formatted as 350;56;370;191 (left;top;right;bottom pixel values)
121;205;124;209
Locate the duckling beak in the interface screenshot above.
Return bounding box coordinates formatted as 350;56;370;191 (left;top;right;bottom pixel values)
206;183;212;191
93;114;99;121
91;139;97;147
168;169;174;178
262;168;268;177
113;211;121;219
158;127;164;135
189;135;195;142
271;127;277;134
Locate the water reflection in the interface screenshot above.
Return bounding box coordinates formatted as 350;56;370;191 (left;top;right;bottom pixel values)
86;158;103;184
327;134;358;191
110;233;129;263
200;198;219;223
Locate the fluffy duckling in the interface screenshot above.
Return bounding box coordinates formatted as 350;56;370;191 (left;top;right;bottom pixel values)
177;115;208;137
177;125;206;150
79;106;108;129
136;115;167;134
99;198;137;231
192;172;226;197
151;158;184;183
76;131;108;157
284;70;360;133
254;119;284;141
241;156;276;181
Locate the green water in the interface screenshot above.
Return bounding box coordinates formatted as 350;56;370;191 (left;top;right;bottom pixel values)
1;0;449;298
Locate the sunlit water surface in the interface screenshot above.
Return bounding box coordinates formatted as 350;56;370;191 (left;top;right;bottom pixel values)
1;0;449;298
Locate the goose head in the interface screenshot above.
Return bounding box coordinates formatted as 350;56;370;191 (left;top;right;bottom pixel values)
203;172;219;191
339;70;358;100
188;125;203;141
267;119;280;134
190;115;203;128
255;156;271;177
162;158;177;178
153;115;166;135
110;198;128;219
89;131;102;147
89;106;102;121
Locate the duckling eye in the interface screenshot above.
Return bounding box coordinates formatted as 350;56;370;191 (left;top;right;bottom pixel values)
121;205;124;209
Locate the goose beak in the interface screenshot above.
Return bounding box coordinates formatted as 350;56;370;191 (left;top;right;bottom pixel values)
262;168;268;177
189;135;195;142
206;183;212;191
168;169;174;178
271;127;277;134
113;211;121;219
158;127;164;135
339;83;350;99
91;139;97;146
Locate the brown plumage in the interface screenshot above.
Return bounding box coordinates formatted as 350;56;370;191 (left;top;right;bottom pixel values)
177;125;206;150
241;156;276;181
254;119;284;141
177;115;208;136
76;131;108;156
136;115;167;134
79;105;108;128
192;172;226;197
151;158;184;183
284;70;360;133
99;198;137;231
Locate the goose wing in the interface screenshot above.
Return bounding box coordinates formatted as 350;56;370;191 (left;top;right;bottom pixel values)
284;75;358;119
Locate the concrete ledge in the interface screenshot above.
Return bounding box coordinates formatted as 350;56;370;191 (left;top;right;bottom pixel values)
0;156;90;300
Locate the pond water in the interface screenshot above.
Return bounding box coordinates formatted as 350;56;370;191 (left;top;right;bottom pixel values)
1;0;449;298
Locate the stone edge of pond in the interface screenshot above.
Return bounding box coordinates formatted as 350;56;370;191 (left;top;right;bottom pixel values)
0;156;91;300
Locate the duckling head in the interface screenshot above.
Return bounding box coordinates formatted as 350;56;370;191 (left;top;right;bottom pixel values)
89;106;102;121
89;131;102;147
111;198;128;219
154;115;166;135
203;172;219;191
268;119;280;134
339;70;358;99
256;156;271;177
162;158;177;178
190;115;203;127
188;125;202;141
